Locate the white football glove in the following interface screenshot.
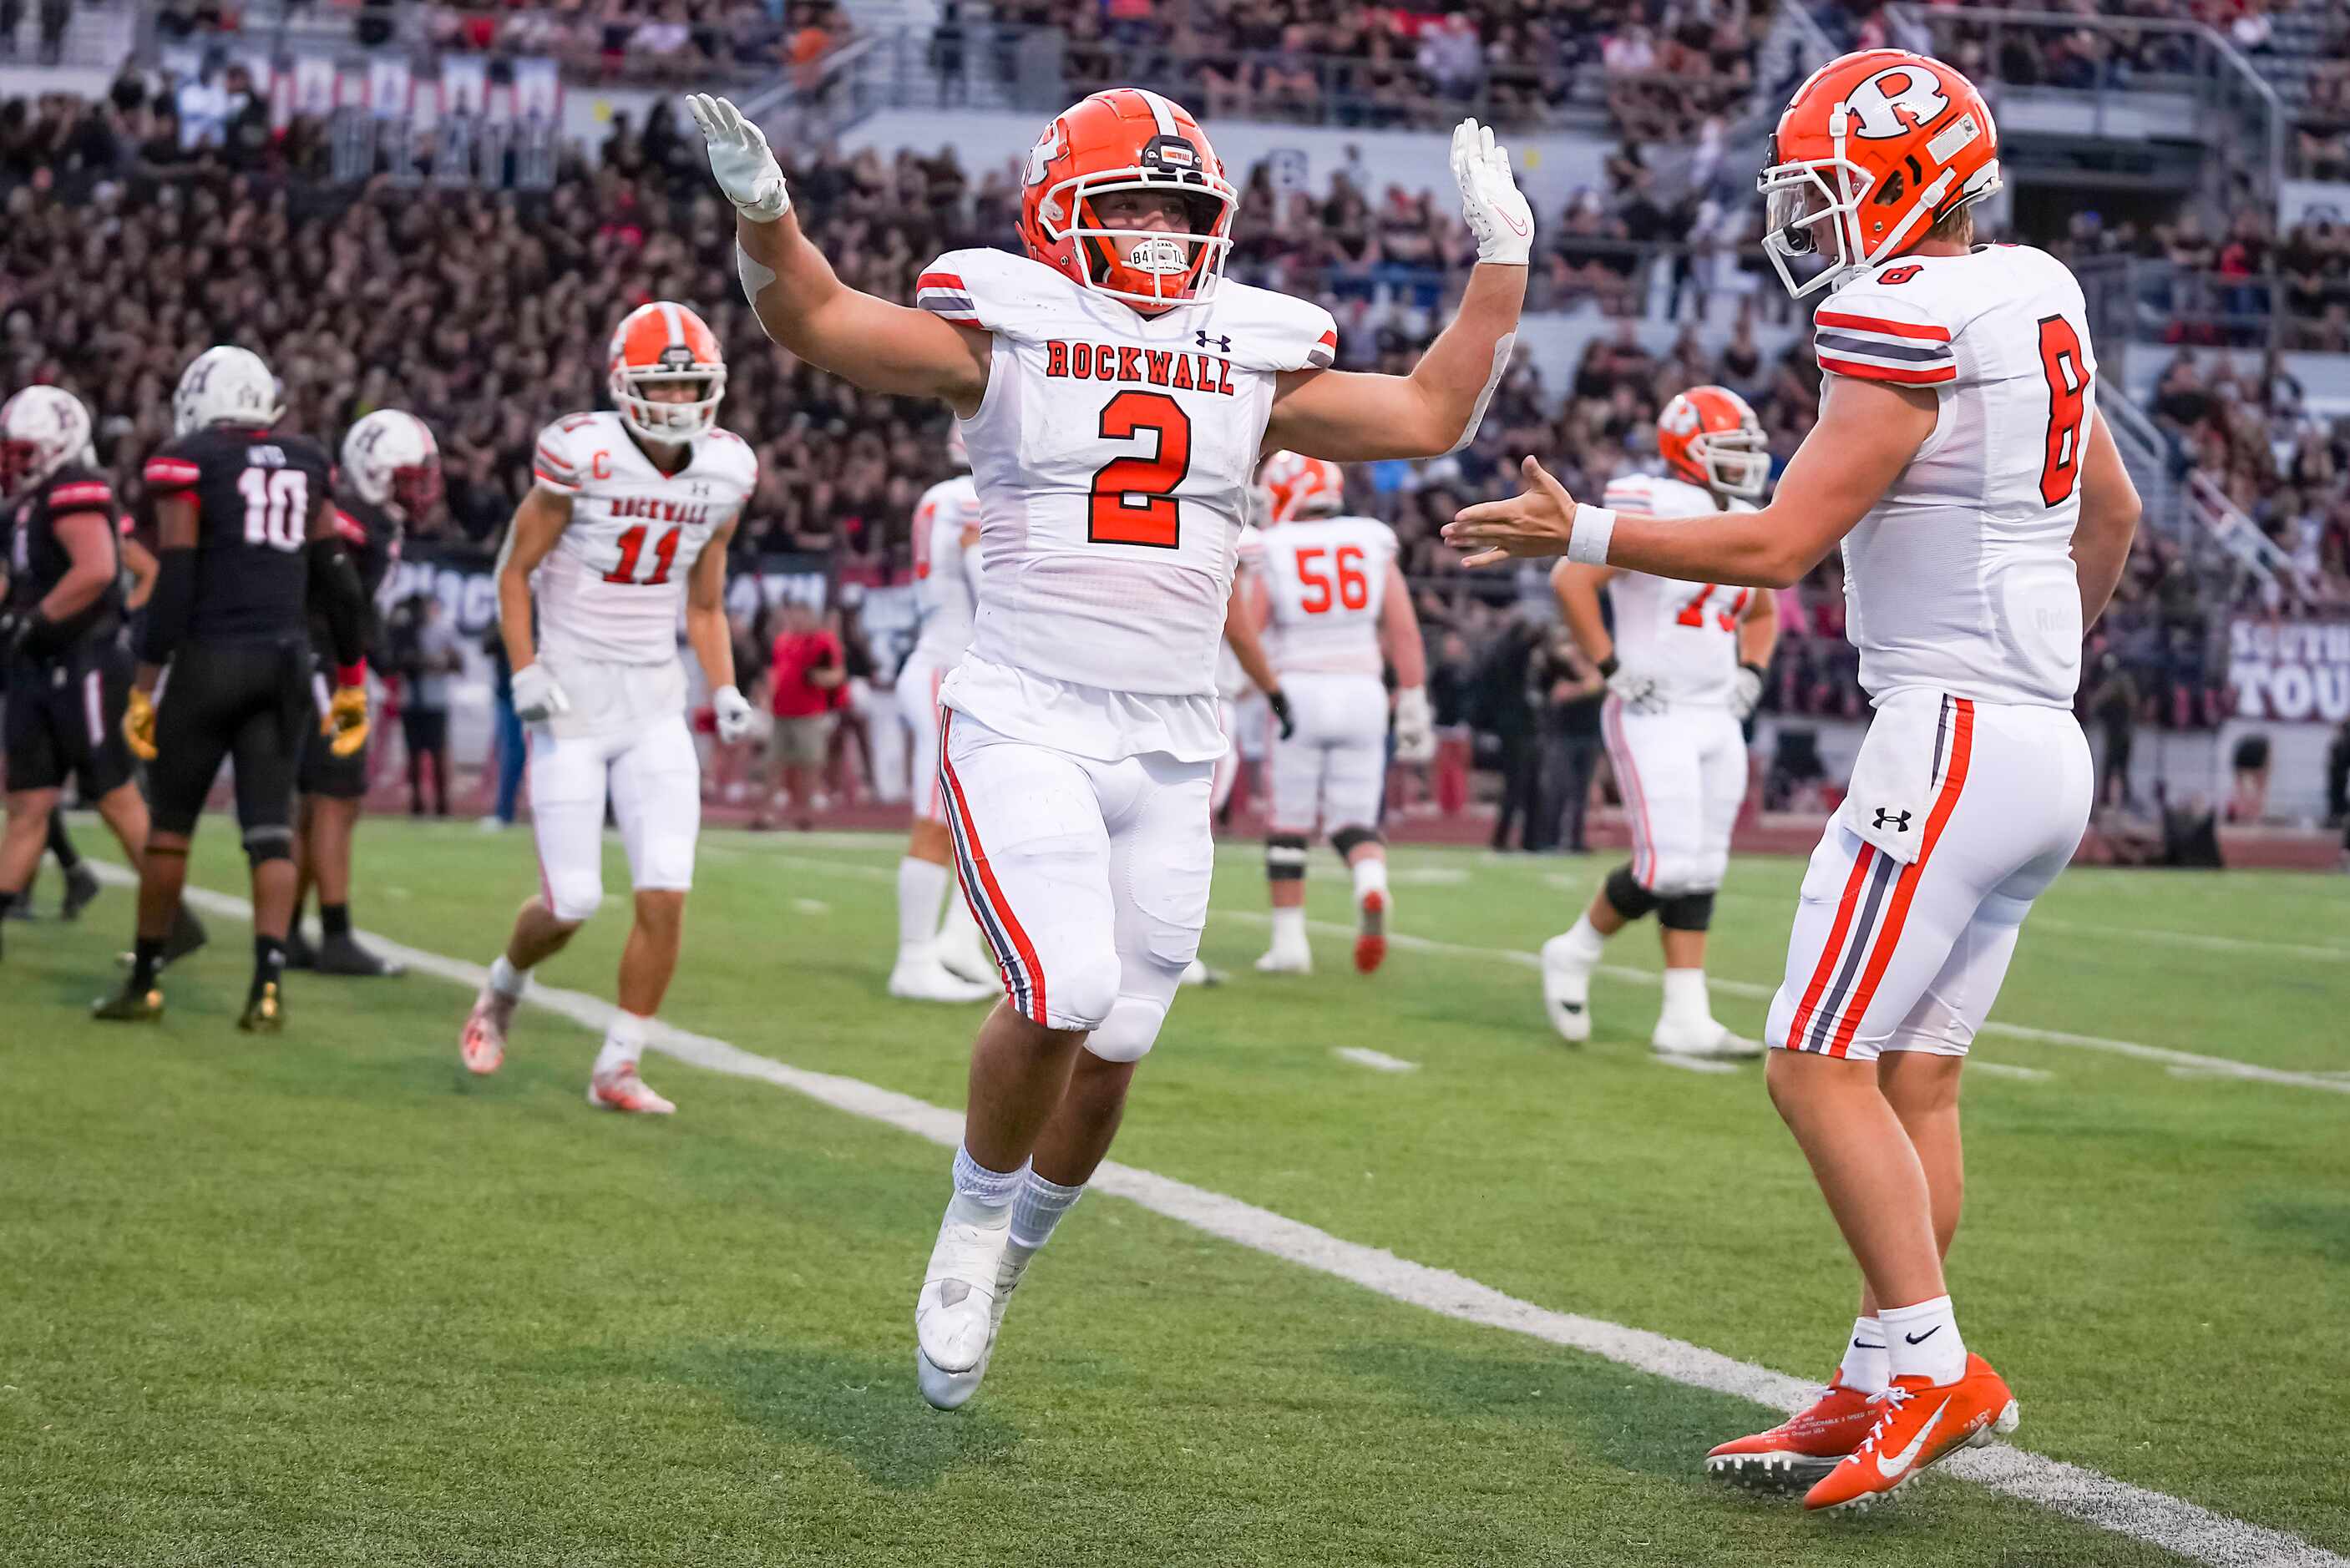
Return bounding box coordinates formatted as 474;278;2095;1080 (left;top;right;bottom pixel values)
1731;663;1765;721
511;661;572;724
1603;662;1663;716
1392;685;1436;765
686;93;790;222
1451;118;1534;267
712;683;754;743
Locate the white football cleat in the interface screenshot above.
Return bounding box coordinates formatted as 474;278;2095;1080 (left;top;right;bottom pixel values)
889;951;1000;1004
459;985;517;1075
915;1206;1013;1409
1254;942;1312;974
934;915;999;989
1540;931;1598;1044
1651;1016;1763;1060
588;1064;677;1114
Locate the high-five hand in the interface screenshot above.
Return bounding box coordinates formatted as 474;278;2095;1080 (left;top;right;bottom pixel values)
1451;119;1534;267
1444;455;1586;567
686;94;790;221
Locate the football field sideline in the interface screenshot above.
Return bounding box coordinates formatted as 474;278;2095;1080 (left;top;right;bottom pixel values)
85;861;2345;1568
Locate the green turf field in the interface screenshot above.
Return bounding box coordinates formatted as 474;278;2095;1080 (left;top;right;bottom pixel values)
3;817;2344;1567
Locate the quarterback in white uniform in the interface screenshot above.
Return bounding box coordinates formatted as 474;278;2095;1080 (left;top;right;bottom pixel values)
458;302;758;1115
890;424;1000;1003
1447;50;2140;1512
1540;387;1778;1057
1246;451;1431;976
694;84;1530;1407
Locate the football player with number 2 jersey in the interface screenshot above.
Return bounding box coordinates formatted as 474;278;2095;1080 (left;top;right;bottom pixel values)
458;302;757;1116
1541;387;1779;1059
694;83;1530;1408
1246;451;1431;977
1446;50;2140;1512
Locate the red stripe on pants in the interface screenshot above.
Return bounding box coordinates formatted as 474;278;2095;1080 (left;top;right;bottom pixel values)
1785;842;1878;1052
938;712;1050;1024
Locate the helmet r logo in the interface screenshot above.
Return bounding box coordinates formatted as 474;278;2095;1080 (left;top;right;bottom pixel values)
1843;67;1951;139
1026;125;1065;187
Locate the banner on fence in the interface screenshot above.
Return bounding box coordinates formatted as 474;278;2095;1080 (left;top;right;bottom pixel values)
2228;617;2350;723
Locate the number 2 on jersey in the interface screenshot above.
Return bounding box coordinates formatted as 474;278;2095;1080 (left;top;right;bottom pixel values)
1089;391;1190;548
605;524;681;586
2035;315;2089;507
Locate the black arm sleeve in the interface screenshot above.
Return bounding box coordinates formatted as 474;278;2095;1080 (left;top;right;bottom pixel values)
306;539;367;671
139;547;198;664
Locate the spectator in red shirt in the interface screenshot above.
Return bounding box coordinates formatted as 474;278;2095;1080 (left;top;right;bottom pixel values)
757;601;843;831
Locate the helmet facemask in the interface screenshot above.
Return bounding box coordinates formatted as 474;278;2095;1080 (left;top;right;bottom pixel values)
1757;114;1998;298
391;459;444;518
1046;161;1235;314
613;362;725;443
1687;427;1770;500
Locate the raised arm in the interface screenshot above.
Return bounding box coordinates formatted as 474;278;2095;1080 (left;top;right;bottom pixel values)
2070;409;2141;629
1265;121;1530;461
689;94;990;412
1446;376;1937;586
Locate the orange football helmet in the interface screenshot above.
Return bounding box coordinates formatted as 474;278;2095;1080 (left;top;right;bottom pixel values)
608;301;726;441
1758;48;2001;298
1020;89;1237;316
1658;386;1769;501
1259;450;1345;523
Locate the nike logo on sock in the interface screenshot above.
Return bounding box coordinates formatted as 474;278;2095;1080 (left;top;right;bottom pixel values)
1561;1002;1584;1013
1903;1326;1942;1346
1851;1338;1886;1351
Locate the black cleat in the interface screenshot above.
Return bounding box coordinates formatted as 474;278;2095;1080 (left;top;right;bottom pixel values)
94;982;165;1022
285;928;318;970
315;933;403;978
164;905;209;965
60;864;101;921
238;981;284;1034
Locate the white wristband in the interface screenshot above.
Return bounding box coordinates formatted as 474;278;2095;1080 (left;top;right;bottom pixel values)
1567;503;1616;565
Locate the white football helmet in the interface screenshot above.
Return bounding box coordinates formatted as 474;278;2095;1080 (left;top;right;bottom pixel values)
0;385;97;498
174;346;283;436
341;409;442;515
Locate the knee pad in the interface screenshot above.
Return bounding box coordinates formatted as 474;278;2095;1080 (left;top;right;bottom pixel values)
1085;990;1169;1065
544;863;604;924
1645;851;1709;899
243;825;294;869
1658;889;1716;932
1041;946;1123;1034
1603;863;1663;922
1329;824;1383;859
1266;833;1309;883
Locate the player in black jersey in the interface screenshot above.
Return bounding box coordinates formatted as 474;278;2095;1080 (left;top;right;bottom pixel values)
285;410;438;978
94;347;372;1030
0;387;197;958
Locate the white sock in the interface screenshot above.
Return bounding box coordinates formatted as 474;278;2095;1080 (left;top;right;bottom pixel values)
1881;1294;1968;1385
1838;1314;1889;1395
1660;967;1711;1024
595;1009;651;1074
1350;854;1389;904
1270;904;1308;952
897;856;949;957
488;953;529;999
1009;1166;1086;1252
1559;913;1605;959
947;1144;1023;1226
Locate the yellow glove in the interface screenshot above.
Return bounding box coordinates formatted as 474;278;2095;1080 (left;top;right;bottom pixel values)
327;683;370;758
123;688;158;761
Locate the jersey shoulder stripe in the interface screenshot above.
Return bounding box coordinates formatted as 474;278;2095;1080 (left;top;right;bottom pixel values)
46;480;113;511
144;456;201;489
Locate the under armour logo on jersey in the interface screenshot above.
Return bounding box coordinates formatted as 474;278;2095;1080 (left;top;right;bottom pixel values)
1196;331;1231;353
1874;808;1913;832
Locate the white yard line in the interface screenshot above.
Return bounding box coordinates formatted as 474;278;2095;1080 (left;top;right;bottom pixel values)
1652;1055;1740;1075
93;862;2347;1568
1967;1062;2055;1083
1217;913;2350;1096
1333;1046;1420;1073
2027;919;2348;965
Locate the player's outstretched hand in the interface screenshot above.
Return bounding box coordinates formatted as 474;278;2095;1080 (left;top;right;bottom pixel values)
712;684;754;744
122;688;158;761
686;94;790;222
1444;455;1581;567
1451;119;1533;267
511;662;571;725
327;684;370;758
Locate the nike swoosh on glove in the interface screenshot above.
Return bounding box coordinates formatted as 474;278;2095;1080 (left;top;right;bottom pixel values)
686;93;790;221
1451;118;1534;266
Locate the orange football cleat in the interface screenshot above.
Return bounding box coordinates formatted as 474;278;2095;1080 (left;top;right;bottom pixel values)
1354;888;1387;974
1705;1374;1879;1492
1802;1353;2019;1513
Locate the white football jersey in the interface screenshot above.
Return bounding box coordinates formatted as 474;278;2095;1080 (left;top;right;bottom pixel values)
1259;513;1398;679
918;247;1337;761
1815;245;2096;708
1214;523;1264;701
528;410;756;665
1598;472;1753;708
909;473;983;665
